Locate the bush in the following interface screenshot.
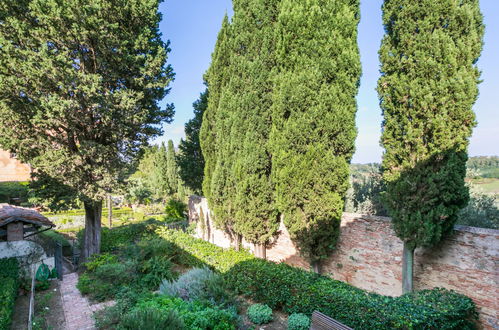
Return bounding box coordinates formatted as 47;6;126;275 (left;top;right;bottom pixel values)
160;267;234;307
0;181;29;204
83;253;119;272
164;199;187;220
0;258;19;330
119;308;184;330
140;256;175;289
287;313;310;330
247;304;272;325
123;295;238;330
157;229;478;329
457;187;498;229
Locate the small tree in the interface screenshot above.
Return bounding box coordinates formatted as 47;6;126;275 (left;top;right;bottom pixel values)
177;90;207;195
378;0;484;292
0;0;174;259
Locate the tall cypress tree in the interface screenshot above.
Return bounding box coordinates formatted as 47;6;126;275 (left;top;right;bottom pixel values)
200;15;231;202
271;0;361;271
165;139;179;197
177;89;207;194
230;0;281;255
378;0;484;293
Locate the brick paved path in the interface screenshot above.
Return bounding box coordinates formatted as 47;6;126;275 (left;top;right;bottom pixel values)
60;273;114;330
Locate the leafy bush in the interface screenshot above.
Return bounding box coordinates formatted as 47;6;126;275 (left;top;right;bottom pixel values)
139;256;175;289
157;229;478;329
83;253;119;272
164;199;187;220
0;258;19;330
124;295;237;330
226;259;478;329
77;261;138;301
119;308;184;330
287;313;310;330
0;181;29;203
247;304;272;325
160;267;234;307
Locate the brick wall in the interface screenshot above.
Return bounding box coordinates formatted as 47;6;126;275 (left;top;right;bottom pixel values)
189;196;499;329
0;149;31;182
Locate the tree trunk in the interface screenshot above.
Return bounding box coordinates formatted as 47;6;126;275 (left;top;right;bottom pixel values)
82;200;103;261
402;242;414;294
254;243;266;259
233;234;242;251
311;260;322;274
107;194;112;228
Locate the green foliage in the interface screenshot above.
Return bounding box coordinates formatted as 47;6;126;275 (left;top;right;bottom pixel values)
0;181;28;204
287;313;310;330
378;0;484;251
157;230;477;329
156;228;255;273
0;258;19;330
84;253;119;272
226;259;477;329
119;308;185;330
177;89;207;194
27;174;79;211
467;156;499;179
139;256;175;289
124;295;237;330
345;166;387;216
271;0;361;263
457;186;498;229
160;267;234;307
247;304;273;325
0;0;174;202
164;199;187;220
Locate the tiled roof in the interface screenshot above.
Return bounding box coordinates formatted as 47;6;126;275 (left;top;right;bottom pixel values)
0;204;54;228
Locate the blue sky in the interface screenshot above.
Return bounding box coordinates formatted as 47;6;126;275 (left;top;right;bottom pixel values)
154;0;498;164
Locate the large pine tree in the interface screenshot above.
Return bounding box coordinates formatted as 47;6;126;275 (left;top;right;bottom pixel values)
378;0;484;293
271;0;361;271
0;0;173;259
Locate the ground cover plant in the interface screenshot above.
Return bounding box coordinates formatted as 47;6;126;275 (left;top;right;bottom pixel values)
0;258;19;330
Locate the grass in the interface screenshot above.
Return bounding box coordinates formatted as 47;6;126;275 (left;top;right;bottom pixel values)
469;178;499;194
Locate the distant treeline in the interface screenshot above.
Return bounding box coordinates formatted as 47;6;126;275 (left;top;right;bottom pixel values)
351;156;499;179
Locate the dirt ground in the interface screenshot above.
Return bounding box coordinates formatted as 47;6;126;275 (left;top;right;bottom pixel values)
238;298;289;330
11;280;66;330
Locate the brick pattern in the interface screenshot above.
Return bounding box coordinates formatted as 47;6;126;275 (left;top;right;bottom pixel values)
60;273;114;330
189;196;499;329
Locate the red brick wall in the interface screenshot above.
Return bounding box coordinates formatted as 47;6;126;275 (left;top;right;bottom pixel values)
189;196;499;328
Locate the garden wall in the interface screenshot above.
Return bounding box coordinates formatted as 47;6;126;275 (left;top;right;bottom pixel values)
188;195;499;329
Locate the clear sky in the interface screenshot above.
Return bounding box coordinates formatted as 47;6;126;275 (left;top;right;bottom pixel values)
154;0;498;164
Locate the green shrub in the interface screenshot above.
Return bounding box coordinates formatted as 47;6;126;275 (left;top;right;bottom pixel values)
0;258;19;330
139;256;175;290
164;199;187;220
287;313;309;330
160;267;234;307
83;253;119;272
247;304;272;325
119;308;184;330
125;295;237;330
0;181;29;203
77;261;138;301
157;229;478;329
38;230;71;247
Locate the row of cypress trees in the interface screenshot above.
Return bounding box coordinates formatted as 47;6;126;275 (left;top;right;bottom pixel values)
200;0;483;288
200;0;362;266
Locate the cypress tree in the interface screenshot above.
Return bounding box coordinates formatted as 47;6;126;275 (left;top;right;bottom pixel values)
177;89;208;194
271;0;361;271
165;140;179;197
200;15;231;201
228;0;281;256
378;0;484;293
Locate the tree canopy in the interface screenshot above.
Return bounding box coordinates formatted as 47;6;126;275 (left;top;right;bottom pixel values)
378;0;484;292
0;0;174;258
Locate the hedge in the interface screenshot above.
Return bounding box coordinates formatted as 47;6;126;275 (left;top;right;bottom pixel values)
156;229;478;329
0;258;19;330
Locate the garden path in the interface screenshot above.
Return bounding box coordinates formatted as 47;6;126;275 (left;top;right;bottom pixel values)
60;272;114;330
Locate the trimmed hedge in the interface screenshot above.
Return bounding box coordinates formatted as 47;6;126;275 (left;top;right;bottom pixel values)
157;229;478;329
0;258;19;330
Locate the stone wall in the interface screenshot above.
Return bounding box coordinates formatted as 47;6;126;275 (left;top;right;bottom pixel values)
188;196;499;329
0;149;31;182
